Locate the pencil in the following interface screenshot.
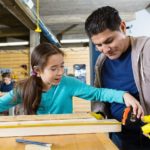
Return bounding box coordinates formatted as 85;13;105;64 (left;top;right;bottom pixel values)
16;138;52;147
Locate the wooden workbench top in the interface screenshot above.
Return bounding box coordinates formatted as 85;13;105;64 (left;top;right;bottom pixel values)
0;133;118;150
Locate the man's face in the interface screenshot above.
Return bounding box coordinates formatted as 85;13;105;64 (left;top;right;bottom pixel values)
91;29;128;60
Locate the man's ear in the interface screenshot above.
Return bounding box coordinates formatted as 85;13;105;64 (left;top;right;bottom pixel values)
120;21;126;33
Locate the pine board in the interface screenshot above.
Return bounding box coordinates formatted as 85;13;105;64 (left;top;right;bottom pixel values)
0;113;121;137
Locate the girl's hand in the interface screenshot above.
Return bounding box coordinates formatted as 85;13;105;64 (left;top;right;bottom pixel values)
123;93;144;118
0;92;4;97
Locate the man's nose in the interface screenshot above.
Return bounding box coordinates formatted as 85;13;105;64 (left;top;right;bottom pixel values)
101;45;111;53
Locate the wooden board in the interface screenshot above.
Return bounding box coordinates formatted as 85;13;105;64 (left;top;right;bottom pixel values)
0;113;93;122
0;113;121;137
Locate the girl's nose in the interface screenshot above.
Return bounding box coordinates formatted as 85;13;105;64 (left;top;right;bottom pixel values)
57;68;64;75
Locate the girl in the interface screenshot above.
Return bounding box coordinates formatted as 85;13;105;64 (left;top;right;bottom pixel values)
0;43;143;117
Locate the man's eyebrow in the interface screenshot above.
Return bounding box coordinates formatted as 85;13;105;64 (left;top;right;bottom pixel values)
94;36;113;45
104;37;113;43
95;39;109;45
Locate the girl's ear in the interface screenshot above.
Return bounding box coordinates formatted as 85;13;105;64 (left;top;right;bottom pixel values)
120;21;126;33
33;66;41;77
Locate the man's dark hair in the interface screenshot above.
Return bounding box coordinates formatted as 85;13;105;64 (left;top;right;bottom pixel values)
2;72;11;78
85;6;121;38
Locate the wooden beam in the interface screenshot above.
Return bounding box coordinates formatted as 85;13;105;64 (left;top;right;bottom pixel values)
0;27;29;37
0;113;121;137
0;0;36;30
0;16;23;27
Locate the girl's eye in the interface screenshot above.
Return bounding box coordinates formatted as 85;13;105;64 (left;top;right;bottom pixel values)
50;68;57;71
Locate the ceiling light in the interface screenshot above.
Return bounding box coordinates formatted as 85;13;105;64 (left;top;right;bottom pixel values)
0;41;29;47
60;39;89;44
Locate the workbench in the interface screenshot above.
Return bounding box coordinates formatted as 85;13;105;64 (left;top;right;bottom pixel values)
0;133;118;150
0;113;120;149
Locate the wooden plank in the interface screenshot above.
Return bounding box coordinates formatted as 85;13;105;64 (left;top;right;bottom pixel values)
0;113;93;122
0;114;121;137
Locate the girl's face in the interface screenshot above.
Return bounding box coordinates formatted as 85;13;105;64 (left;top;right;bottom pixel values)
39;54;64;90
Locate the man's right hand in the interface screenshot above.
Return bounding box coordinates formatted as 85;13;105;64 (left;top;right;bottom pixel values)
123;93;144;119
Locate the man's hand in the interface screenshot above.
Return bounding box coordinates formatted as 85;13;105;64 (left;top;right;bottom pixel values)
123;93;144;119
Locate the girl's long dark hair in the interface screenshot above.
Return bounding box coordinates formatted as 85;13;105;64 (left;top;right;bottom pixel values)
16;43;64;114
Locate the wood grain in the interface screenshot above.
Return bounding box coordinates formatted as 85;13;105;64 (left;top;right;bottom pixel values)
0;133;118;150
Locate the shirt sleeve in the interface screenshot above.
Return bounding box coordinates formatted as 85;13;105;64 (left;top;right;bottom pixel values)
0;90;20;112
66;76;125;104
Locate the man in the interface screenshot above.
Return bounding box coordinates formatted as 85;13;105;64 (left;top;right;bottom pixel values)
85;6;150;150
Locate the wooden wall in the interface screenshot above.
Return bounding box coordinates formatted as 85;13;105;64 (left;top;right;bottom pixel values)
0;49;29;81
61;47;91;113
